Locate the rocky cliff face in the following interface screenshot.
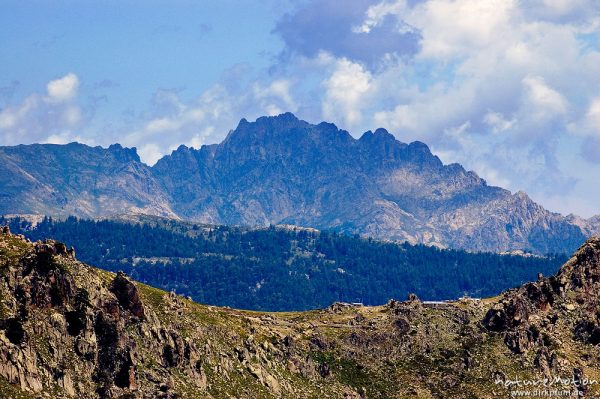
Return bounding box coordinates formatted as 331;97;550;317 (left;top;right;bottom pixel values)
2;229;600;398
1;114;597;253
481;237;600;398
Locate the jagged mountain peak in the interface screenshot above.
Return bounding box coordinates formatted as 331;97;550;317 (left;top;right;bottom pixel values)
168;144;195;156
212;115;441;168
256;111;300;124
403;140;443;168
556;235;600;289
359;127;404;145
216;114;357;165
225;112;308;142
107;143;140;163
373;127;392;137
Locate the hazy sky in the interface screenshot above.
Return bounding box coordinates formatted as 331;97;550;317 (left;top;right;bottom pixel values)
1;0;600;217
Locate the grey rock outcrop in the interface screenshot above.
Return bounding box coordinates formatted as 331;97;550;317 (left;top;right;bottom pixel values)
484;237;600;360
0;235;206;398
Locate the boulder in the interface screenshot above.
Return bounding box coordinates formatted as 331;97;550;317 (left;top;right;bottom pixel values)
109;272;145;319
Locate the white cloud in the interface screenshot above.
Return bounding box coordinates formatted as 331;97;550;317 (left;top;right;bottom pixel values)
62;105;82;126
145;117;184;133
188;126;214;149
584;98;600;136
46;73;79;103
372;80;478;141
322;58;372;127
0;74;85;146
0;95;38;131
253;79;297;115
483;111;516;134
407;0;517;59
354;0;409;33
472;161;512;188
138;143;164;166
522;75;568;115
43;131;89;145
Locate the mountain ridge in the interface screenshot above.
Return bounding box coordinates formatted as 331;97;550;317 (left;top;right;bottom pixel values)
1;113;598;254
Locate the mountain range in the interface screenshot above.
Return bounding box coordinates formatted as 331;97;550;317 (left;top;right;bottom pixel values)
1;112;598;254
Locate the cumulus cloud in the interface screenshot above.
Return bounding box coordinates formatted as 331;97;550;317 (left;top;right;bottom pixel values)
522;75;568;117
46;73;79;103
577;98;600;163
322;58;372;126
405;0;517;59
0;73;86;146
253;79;297;116
577;97;600;137
44;131;88;145
137;143;164;166
586;99;600;132
483;111;516;134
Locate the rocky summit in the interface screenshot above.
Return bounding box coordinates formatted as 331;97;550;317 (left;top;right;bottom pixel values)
2;227;600;398
1;113;599;253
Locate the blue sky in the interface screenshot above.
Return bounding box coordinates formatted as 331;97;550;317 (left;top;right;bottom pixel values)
1;0;600;217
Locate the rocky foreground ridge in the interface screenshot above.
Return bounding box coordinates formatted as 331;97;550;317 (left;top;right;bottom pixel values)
1;113;598;254
1;227;600;398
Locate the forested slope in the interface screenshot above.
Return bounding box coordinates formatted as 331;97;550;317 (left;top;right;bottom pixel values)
2;216;567;311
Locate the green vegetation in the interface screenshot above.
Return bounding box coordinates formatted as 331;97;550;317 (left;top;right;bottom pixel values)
2;216;568;311
311;351;391;397
0;378;36;399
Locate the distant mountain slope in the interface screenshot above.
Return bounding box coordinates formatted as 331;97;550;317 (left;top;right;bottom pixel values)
153;113;594;254
2;215;567;311
1;113;598;253
0;143;175;219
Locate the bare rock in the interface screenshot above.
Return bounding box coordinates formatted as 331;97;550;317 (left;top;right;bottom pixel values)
110;272;145;319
